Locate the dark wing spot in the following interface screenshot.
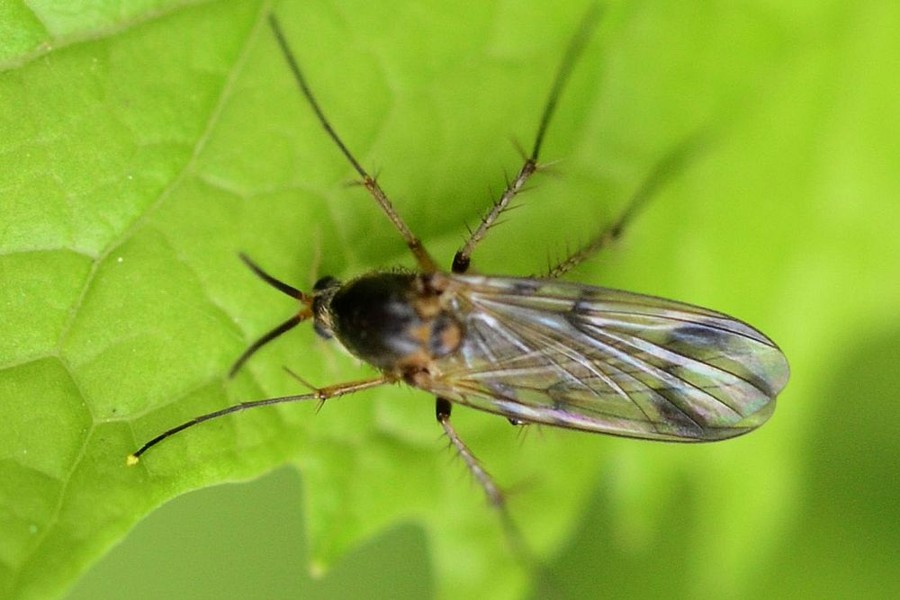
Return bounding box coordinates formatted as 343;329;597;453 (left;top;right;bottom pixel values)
666;323;782;399
666;324;725;349
512;280;541;295
572;295;592;315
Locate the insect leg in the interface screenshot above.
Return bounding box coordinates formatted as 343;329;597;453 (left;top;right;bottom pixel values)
127;376;389;465
452;5;602;274
435;397;504;506
268;15;438;273
546;132;710;278
435;397;536;565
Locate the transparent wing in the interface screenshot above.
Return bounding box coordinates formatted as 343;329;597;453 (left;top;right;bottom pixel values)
427;274;790;441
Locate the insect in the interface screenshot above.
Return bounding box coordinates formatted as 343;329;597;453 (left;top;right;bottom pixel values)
128;9;790;524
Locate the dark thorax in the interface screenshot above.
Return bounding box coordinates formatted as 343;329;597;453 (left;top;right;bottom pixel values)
313;272;465;379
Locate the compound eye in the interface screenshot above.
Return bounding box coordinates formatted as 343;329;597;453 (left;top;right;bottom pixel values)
313;276;337;291
313;321;334;340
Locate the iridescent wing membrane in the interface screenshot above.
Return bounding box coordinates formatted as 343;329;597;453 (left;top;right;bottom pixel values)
431;275;790;441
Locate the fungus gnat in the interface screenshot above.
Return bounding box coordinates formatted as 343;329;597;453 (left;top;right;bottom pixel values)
128;8;790;537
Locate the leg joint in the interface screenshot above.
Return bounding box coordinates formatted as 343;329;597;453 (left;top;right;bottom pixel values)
435;396;452;423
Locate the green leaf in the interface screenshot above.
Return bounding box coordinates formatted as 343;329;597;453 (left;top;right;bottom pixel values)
9;1;898;599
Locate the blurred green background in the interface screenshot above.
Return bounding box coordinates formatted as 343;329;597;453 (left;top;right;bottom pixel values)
2;0;898;599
